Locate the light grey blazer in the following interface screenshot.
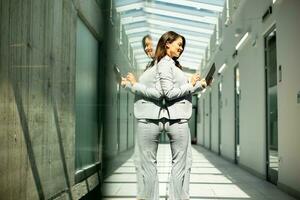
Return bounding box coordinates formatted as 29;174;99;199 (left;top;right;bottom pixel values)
127;65;162;119
126;56;202;120
157;55;203;119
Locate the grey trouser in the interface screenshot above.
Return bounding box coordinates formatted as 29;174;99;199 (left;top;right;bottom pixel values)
134;118;192;200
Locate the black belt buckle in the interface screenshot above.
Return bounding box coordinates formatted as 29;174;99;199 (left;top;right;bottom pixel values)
169;119;181;125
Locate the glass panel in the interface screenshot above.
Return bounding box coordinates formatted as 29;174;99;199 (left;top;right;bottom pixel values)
268;31;278;171
189;95;198;143
218;82;222;155
203;100;205;144
119;89;128;152
75;18;100;170
234;66;240;163
189;108;197;143
265;28;278;184
209;91;212;150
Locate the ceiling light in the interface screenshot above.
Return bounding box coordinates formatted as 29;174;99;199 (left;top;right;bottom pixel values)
121;16;146;25
126;27;148;34
147;19;213;34
149;29;210;43
218;63;226;74
116;2;144;12
235;32;249;50
156;0;223;12
144;7;217;24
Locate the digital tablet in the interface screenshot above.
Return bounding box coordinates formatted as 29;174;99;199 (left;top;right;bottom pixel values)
205;63;215;82
113;64;122;83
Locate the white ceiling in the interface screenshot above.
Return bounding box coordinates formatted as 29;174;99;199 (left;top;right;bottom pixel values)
115;0;224;72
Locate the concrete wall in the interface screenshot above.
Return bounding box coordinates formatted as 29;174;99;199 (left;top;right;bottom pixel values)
196;0;300;198
102;0;136;162
0;0;105;199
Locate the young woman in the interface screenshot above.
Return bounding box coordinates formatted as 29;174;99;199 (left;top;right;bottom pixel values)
123;31;208;200
154;31;207;200
122;35;161;200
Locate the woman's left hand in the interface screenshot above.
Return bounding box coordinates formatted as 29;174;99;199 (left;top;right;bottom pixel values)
206;78;213;86
121;77;129;88
190;74;200;86
199;79;207;88
126;73;137;85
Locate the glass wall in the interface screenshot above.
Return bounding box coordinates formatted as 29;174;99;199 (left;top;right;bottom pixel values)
75;18;100;175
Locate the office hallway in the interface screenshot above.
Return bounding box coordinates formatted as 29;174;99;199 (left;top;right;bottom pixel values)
2;0;300;199
102;144;295;200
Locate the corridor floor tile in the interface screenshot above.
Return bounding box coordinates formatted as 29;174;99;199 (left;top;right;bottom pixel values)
103;144;296;200
191;167;222;174
210;184;250;198
190;174;232;183
102;183;167;197
104;173;170;183
189;184;215;197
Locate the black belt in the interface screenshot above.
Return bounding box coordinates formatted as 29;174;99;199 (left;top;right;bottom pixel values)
145;118;182;125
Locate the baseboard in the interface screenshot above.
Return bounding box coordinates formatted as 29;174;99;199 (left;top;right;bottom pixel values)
50;171;101;200
193;144;235;163
278;181;300;199
103;147;134;178
238;163;265;180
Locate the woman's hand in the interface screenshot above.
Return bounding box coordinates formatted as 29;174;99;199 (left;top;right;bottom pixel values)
126;73;137;85
190;74;200;86
206;78;213;86
121;77;129;88
199;78;207;88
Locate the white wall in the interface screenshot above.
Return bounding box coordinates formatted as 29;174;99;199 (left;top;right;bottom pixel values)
276;0;300;194
238;36;266;176
236;0;270;175
220;65;235;161
196;0;300;197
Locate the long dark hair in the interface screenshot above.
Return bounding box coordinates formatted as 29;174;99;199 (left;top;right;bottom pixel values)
142;34;152;54
154;31;185;70
142;34;156;71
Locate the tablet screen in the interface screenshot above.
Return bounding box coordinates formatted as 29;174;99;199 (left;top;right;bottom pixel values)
205;63;215;82
113;64;122;83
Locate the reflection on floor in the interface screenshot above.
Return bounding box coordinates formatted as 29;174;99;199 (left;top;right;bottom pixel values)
102;144;295;200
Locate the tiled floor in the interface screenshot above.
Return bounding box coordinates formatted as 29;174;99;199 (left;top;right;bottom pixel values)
102;144;296;200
